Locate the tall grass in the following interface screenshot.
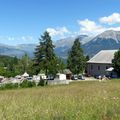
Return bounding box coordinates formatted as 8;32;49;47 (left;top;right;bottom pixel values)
0;80;119;120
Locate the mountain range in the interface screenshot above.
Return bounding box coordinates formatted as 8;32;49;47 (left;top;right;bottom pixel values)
82;30;120;56
0;30;120;59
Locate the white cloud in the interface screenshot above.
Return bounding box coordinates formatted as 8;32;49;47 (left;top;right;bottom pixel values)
78;19;106;35
107;27;120;31
8;37;15;41
46;27;70;38
21;36;34;42
46;13;120;38
99;13;120;25
0;36;36;45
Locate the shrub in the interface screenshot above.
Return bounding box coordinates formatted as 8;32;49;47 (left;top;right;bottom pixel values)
0;80;37;90
38;77;48;86
0;83;19;90
20;80;36;88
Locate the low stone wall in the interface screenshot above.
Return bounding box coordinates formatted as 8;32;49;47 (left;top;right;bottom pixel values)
48;80;69;85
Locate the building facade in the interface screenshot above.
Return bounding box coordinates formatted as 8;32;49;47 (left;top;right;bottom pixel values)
87;50;117;77
87;63;112;76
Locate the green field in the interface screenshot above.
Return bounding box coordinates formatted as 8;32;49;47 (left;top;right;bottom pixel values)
0;80;120;120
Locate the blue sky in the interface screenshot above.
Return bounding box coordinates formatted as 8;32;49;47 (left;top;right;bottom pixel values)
0;0;120;45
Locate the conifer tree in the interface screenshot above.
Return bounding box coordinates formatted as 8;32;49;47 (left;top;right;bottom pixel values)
34;31;56;75
112;49;120;75
67;38;86;74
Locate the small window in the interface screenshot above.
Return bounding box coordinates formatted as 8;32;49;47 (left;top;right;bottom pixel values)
106;66;108;69
91;65;93;70
98;66;100;70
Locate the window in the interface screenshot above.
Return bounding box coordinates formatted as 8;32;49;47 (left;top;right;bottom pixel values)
98;66;100;70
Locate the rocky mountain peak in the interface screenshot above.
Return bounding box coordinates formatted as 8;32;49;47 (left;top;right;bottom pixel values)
94;30;120;43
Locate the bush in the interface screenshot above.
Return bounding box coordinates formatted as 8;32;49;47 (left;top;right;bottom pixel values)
38;77;48;86
0;83;19;90
0;80;36;90
20;80;36;88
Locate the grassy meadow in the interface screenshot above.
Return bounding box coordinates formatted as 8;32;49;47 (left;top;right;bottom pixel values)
0;80;120;120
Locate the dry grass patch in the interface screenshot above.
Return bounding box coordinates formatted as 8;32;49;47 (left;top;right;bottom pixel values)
0;80;119;120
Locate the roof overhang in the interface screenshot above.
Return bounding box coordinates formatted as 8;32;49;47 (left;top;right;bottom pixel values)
87;62;112;64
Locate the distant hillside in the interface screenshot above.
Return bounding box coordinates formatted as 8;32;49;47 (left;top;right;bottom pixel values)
54;35;91;59
82;30;120;57
0;35;90;59
0;44;26;58
0;30;120;59
15;44;36;57
0;44;36;58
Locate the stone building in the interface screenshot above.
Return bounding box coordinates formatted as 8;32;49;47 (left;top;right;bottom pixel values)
87;50;118;77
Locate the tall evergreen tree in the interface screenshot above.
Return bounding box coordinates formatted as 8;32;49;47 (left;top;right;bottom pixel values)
85;55;90;74
34;31;56;75
86;55;89;61
67;38;86;74
112;49;120;75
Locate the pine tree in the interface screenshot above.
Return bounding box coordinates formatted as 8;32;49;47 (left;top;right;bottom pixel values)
67;38;86;74
85;55;90;74
34;31;56;75
86;55;89;61
112;49;120;75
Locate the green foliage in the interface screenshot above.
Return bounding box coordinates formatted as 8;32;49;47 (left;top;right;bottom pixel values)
86;55;90;61
0;55;17;67
112;49;120;75
56;57;66;73
67;38;86;74
34;31;56;75
0;81;36;90
0;55;20;77
20;80;36;88
47;57;65;75
0;67;19;77
0;83;19;90
16;54;31;74
38;77;47;86
0;33;66;78
0;54;38;77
